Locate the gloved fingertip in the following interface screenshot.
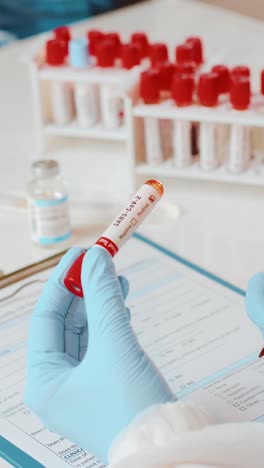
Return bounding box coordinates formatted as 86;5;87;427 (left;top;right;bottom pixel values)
118;275;130;299
246;272;264;328
81;245;116;295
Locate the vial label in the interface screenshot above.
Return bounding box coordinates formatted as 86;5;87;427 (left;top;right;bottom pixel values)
75;83;99;128
173;120;192;168
200;122;219;171
144;117;164;165
29;196;71;244
100;85;124;129
51;82;74;126
228;125;250;173
97;182;162;253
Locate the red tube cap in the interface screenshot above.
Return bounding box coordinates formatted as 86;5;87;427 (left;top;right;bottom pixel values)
140;69;160;103
64;251;86;298
230;77;251;110
198;72;219;107
54;25;71;43
150;42;169;66
172;73;195;106
96;40;116;67
105;32;121;57
186;37;203;64
175;43;194;64
231;65;250;79
261;70;264;95
122;43;141;69
157;62;175;91
46;39;65;66
177;61;197;75
87;29;105;55
212;65;230;94
131;32;149;57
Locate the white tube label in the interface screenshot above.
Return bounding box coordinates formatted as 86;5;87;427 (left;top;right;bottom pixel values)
229;125;250;173
51;82;74;126
173;120;192;168
144;117;164;165
75;83;99;127
100;85;124;129
200;122;219;171
95;183;162;255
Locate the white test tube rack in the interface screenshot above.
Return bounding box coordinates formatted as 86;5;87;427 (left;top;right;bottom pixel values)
27;48;141;154
26;43;264;191
128;95;264;190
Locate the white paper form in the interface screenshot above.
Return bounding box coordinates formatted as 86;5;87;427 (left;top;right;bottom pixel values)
0;235;264;467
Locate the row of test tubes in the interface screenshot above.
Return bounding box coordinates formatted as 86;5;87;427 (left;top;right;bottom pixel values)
136;36;264;173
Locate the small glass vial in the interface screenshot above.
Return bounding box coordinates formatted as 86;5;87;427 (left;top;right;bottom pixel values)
27;160;71;246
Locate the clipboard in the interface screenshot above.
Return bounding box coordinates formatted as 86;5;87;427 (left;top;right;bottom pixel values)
0;233;257;468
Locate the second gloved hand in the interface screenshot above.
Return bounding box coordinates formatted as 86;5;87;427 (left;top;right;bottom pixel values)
25;247;174;464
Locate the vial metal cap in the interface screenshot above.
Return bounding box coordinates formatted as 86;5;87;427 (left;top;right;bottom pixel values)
32;160;60;179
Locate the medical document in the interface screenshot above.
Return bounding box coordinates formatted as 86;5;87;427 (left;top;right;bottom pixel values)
1;235;264;467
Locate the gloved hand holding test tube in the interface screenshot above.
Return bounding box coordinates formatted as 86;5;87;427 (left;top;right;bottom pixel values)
64;179;164;297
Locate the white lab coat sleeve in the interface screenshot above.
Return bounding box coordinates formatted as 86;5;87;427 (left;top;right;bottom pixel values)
108;401;264;468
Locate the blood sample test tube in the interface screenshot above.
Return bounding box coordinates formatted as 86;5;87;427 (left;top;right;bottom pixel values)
64;179;164;297
172;73;195;167
96;40;124;129
198;72;220;170
140;69;163;165
228;77;251;173
46;39;74;125
69;38;99;128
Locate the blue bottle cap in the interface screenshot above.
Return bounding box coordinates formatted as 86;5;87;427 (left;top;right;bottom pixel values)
69;38;90;68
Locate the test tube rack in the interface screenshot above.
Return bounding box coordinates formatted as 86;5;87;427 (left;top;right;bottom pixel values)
26;37;264;191
27;47;140;152
128;95;264;190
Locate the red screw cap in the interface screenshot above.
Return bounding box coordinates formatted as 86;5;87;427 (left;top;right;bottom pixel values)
54;25;71;42
231;65;250;79
131;32;149;57
157;62;175;91
140;69;160;104
96;40;116;67
105;32;121;57
150;42;168;66
172;73;195;106
212;65;230;94
261;70;264;95
230;77;251;110
198;72;219;107
186;37;203;64
122;43;141;69
175;43;194;64
87;29;105;55
177;61;197;75
46;39;65;66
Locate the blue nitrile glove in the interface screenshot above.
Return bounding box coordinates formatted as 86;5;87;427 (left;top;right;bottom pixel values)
246;272;264;337
25;246;174;463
